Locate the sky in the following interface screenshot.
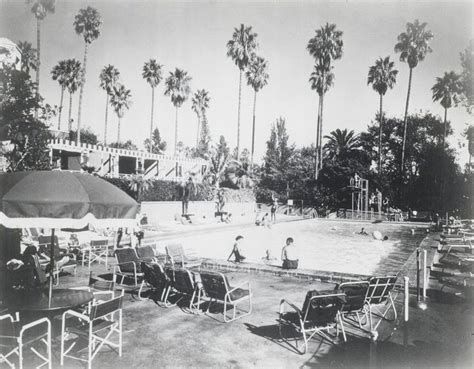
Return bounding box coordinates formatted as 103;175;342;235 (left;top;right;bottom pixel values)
0;0;472;164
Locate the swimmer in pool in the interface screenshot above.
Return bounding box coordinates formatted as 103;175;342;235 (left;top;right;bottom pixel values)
358;227;369;235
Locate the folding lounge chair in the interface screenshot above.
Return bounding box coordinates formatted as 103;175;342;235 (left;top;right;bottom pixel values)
199;271;252;322
165;243;202;268
38;236;77;278
138;262;172;304
113;248;144;288
279;290;346;354
439;252;474;273
364;276;398;333
60;290;124;369
0;314;52;369
337;281;370;340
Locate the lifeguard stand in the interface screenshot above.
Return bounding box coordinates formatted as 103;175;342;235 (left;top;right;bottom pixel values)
349;173;369;218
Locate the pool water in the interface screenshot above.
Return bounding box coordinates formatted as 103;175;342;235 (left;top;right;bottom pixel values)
156;219;426;276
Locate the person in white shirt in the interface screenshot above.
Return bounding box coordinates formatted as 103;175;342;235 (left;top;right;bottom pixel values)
281;237;299;269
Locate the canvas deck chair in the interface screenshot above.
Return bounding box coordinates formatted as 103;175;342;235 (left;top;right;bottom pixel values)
84;239;111;269
113;248;144;288
168;267;203;313
38;236;77;278
136;245;158;263
199;271;252;322
138;262;172;304
165;243;202;268
0;314;51;369
337;281;370;340
364;276;398;333
60;290;124;369
279;290;346;354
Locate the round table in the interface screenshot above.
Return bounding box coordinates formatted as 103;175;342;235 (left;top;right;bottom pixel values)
5;288;93;314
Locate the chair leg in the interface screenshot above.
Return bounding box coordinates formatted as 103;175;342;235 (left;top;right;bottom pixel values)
138;280;146;301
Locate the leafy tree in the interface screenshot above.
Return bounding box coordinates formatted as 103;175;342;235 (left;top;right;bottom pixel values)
246;55;269;167
164;68;191;155
99;65;120;145
17;41;37;75
367;56;398;174
109;83;132;143
191;89;210;148
394;19;434;172
51;59;69;130
0;67;51;171
142;59;163;149
431;71;462;147
74;6;102;144
459;40;473;113
129;174;153;202
206;135;231;187
109;140;138;150
68;127;98;145
307;23;344;175
144;128;167;154
195;114;211;160
28;0;55;110
226;24;258;160
323;129;361;162
63;59;82;132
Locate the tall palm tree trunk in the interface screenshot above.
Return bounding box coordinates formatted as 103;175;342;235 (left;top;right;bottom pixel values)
236;69;243;160
77;42;89;144
251;89;257;169
57;87;65;130
378;94;383;174
35;18;41;119
443;107;447;148
117;117;121;143
319;93;325;171
401;67;413;173
68;93;73;132
104;94;109;145
314;95;321;179
196;116;201;148
174;106;178;156
150;86;155;152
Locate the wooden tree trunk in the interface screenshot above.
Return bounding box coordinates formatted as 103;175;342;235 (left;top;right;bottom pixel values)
150;86;155;152
68;92;73;132
443;107;447;148
236;69;243;160
401;67;413;173
378;93;383;175
117;117;121;143
196;116;201;148
250;89;257;169
57;87;64;130
35;18;41;119
77;42;89;144
319;93;325;171
174;106;178;156
314;94;321;179
104;93;109;145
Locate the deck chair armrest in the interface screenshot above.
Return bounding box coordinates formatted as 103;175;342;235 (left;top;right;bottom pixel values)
227;280;251;294
279;299;302;315
115;260;139;269
0;314;16;323
62;309;90;323
20;317;51;337
92;291;115;301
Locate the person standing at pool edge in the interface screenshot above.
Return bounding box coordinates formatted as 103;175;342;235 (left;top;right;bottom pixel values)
227;235;246;263
281;237;299;269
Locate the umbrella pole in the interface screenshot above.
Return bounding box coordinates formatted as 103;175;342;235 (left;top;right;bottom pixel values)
49;229;55;307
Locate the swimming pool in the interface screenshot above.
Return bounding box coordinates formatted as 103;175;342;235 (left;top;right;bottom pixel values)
155;219;426;276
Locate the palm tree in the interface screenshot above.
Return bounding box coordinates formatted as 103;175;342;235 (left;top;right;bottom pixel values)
367;56;398;174
246;55;269;168
395;19;434;172
28;0;55;110
142;59;163;151
51;60;69;130
110;84;132;143
191;89;210;148
432;71;462;147
63;59;82;132
17;41;38;75
226;24;259;160
99;65;120;145
164;68;191;155
307;23;344;175
74;6;102;144
323;128;360;161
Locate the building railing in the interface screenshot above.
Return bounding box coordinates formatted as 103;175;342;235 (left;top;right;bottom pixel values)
338;209;408;222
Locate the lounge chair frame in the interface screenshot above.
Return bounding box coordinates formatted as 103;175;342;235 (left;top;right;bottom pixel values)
138;262;172;305
364;276;398;332
199;271;252;323
278;292;346;354
0;314;52;369
113;248;144;288
165;243;202;268
337;280;370;340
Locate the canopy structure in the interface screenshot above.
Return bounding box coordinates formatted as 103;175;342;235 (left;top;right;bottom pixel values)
0;171;139;229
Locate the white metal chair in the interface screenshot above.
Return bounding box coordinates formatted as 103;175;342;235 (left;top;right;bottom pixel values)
165;243;202;268
60;290;124;369
337;281;370;340
113;248;144;288
0;314;52;369
84;239;111;269
364;276;398;332
199;271;252;322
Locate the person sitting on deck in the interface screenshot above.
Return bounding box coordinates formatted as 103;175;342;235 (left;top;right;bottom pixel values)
227;235;246;263
281;237;299;270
